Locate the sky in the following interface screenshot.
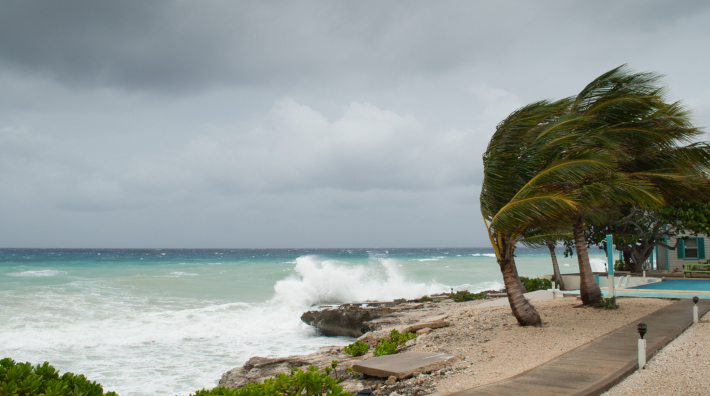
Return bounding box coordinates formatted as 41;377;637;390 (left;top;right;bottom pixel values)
1;1;709;248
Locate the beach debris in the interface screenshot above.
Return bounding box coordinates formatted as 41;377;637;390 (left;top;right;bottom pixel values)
352;352;458;379
405;321;450;333
390;303;424;311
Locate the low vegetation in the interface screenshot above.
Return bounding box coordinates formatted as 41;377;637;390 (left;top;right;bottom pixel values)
373;329;417;357
595;297;619;309
418;295;433;303
0;358;118;396
191;365;351;396
519;277;552;292
448;290;487;302
342;341;368;357
1;358;355;396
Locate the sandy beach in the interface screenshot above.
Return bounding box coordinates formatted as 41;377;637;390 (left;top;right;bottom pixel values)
400;297;672;395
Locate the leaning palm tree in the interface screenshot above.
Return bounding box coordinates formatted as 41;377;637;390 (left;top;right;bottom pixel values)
548;66;709;304
481;99;617;325
483;65;709;314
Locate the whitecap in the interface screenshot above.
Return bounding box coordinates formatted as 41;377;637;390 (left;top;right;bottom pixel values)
7;270;67;277
272;255;447;307
166;272;198;277
589;257;608;272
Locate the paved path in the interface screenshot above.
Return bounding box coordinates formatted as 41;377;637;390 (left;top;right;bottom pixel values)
448;299;710;396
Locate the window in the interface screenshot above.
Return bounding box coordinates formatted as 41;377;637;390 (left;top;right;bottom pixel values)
677;237;706;260
685;238;698;259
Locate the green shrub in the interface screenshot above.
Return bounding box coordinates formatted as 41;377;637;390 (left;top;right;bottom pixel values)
448;290;487;302
191;365;351;396
373;339;398;357
519;277;552;292
0;357;118;396
418;295;433;303
596;297;619;309
373;329;417;357
342;341;368;357
614;259;625;271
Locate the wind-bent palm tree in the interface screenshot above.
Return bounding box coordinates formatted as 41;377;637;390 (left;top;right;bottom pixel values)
548;66;709;304
482;65;707;311
481;99;618;325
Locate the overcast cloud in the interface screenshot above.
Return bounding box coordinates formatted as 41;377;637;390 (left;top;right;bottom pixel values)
1;1;709;248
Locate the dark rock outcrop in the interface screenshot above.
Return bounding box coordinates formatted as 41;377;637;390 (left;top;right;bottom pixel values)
300;305;391;337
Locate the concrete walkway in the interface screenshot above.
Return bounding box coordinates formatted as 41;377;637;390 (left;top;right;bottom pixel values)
448;299;710;396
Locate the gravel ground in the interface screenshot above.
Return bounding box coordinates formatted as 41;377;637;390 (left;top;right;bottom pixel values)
402;297;672;396
602;311;710;396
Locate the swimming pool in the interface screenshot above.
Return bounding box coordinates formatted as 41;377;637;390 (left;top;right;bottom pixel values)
628;279;710;291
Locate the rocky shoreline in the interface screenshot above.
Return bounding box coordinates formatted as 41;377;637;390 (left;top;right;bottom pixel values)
219;295;673;396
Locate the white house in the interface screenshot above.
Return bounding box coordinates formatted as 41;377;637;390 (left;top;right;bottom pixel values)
655;234;708;271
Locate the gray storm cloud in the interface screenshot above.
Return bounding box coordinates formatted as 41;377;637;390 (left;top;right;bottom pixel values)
0;1;708;248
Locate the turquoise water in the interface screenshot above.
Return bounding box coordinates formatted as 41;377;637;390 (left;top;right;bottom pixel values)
629;279;710;291
1;248;607;396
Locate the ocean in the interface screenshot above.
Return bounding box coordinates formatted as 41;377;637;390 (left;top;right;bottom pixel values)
0;248;607;396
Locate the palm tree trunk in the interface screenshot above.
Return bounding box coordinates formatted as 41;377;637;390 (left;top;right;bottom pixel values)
497;236;541;326
546;240;565;290
571;215;602;305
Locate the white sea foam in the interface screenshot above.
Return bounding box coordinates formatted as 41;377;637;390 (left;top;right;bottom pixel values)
471;253;496;257
455;280;505;293
589;257;608;272
6;270;67;277
167;272;199;277
0;276;349;396
272;256;447;307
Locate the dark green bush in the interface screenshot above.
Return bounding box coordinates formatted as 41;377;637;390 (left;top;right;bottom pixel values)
190;366;351;396
449;290;487;302
418;295;433;303
519;277;552;292
342;341;368;357
596;297;619;309
614;259;626;271
0;358;118;396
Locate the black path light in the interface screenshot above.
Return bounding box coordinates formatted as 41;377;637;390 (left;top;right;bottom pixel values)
693;296;700;324
637;323;647;339
637;323;647;370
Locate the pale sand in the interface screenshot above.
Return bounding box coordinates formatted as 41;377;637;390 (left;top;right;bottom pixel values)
602;310;710;396
402;297;672;396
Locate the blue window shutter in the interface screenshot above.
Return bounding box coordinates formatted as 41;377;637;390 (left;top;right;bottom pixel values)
678;239;685;259
699;238;705;259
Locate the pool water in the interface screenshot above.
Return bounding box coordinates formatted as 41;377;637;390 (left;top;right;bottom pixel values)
629;279;710;291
